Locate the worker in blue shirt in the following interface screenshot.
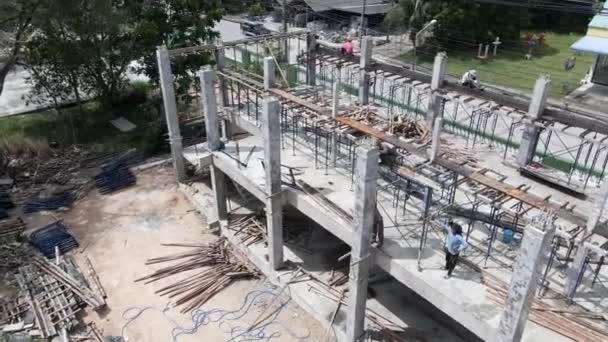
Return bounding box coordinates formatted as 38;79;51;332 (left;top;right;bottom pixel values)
443;220;467;279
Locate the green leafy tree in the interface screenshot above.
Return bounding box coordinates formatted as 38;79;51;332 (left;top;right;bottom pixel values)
0;0;41;96
387;0;529;50
22;0;223;108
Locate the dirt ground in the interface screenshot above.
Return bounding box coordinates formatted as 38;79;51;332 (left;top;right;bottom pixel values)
60;166;326;341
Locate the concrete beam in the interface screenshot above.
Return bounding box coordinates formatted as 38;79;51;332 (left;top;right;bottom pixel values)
346;146;380;342
157;46;186;182
516;77;550;166
262;96;284;270
497;218;556;342
264;57;275;91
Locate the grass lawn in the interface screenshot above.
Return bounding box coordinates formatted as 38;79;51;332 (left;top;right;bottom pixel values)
401;32;595;99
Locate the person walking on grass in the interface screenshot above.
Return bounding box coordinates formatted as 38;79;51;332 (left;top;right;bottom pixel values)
443;220;467;279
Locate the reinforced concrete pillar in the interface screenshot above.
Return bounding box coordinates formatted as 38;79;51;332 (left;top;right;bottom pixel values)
497;218;556;342
359;72;371;105
215;47;232;140
199;67;227;225
430;52;448;91
215;47;230;108
262;96;284;270
426;92;443;129
516;76;550;166
346;146;380;342
564;181;608;299
429;117;443;162
157;46;186;182
306;33;317;86
264;57;275;91
332;81;340;167
359;36;373;70
358;36;373;106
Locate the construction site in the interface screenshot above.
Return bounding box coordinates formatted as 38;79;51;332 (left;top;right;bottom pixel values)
3;14;608;342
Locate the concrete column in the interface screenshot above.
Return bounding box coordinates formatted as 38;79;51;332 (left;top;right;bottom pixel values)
359;36;373;70
429;117;443;162
516;76;550;166
215;47;233;141
358;72;371;105
332;81;340;167
358;36;373;106
262;96;284;270
215;47;230;108
564;181;608;298
497;218;556;342
426;92;443;128
157;46;186;182
346;146;380;342
264;57;275;91
306;33;317;86
199;67;227;225
431;52;448;91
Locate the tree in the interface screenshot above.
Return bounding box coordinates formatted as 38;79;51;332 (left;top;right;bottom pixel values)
387;0;529;50
22;0;224;108
130;0;224;96
0;0;41;96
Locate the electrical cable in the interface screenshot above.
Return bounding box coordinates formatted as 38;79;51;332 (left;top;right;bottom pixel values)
120;288;311;342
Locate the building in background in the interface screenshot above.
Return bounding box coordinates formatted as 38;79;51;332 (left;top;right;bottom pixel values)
569;2;608;110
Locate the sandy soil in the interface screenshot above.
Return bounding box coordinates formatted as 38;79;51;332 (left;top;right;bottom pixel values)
60;166;326;342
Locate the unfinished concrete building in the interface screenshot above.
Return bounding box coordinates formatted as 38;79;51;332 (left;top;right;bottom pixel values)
156;30;608;341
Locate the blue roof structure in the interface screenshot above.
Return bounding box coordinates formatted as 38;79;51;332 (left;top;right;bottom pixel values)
571;35;608;54
571;3;608;53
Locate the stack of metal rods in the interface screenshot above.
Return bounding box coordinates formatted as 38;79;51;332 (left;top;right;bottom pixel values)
135;238;260;313
483;273;608;342
23;192;74;214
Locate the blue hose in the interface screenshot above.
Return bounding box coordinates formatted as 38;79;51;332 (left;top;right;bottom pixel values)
121;288;311;342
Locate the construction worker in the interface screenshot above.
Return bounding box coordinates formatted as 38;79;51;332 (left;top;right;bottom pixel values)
443;220;467;279
341;38;354;55
461;69;479;89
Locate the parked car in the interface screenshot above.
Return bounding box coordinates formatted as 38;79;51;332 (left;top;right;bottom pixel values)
240;21;271;36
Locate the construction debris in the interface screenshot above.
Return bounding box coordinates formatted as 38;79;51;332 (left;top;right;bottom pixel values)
136;237;261;313
0;190;14;219
0;218;25;240
23;191;74;214
483;273;608;342
95;161;136;194
29;221;79;258
0;251;106;340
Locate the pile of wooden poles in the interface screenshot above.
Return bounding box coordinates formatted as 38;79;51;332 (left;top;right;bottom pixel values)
228;214;267;246
136;238;260;313
392;119;429;143
483;273;608;342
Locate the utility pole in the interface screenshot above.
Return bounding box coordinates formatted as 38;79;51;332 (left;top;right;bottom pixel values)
282;0;288;62
358;0;367;42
